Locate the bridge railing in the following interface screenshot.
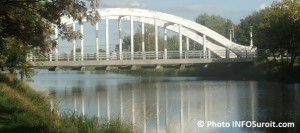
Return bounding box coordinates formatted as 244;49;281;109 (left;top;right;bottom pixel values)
28;50;257;62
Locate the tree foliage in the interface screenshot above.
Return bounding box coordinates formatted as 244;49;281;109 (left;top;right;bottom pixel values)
195;14;233;39
0;0;100;80
237;0;300;80
261;0;300;75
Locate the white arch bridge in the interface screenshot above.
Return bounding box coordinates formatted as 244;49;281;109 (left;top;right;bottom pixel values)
30;8;256;69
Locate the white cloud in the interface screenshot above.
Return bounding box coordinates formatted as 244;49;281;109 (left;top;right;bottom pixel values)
258;3;269;10
131;1;141;7
185;4;216;13
101;0;145;8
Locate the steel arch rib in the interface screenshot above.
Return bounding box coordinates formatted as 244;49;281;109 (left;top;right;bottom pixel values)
98;8;253;53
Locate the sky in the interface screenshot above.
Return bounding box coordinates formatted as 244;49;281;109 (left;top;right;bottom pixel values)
100;0;276;23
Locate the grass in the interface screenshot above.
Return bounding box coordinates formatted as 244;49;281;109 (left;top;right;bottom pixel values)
0;73;138;133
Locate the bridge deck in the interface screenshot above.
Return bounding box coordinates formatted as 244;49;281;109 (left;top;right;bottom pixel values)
31;58;255;67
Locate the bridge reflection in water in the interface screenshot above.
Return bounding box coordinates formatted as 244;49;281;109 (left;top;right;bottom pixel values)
40;72;299;133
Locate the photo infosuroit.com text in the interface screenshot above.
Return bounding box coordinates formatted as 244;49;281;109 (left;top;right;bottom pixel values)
197;121;295;128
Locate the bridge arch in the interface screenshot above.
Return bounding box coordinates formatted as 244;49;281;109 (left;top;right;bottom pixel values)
58;8;254;61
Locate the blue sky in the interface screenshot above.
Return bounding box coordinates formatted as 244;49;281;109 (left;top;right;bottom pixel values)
101;0;276;23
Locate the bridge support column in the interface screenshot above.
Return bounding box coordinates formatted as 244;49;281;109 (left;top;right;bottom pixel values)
186;37;189;59
54;26;58;61
203;35;207;58
130;16;134;60
164;27;168;59
142;22;146;60
155;19;158;60
105;17;109;60
49;53;52;61
80;23;84;61
96;22;99;60
73;23;76;61
118;17;123;60
179;24;183;59
226;48;230;58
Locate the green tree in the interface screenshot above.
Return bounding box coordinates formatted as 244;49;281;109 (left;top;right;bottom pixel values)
235;10;267;46
238;0;300;80
195;14;233;39
0;37;34;80
259;0;300;76
0;0;100;80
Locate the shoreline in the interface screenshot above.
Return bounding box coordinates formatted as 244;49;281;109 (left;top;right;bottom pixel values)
0;74;138;133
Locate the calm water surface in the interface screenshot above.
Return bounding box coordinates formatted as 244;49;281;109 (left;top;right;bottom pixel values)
30;69;300;133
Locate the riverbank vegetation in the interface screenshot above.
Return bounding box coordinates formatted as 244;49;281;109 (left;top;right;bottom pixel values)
0;0;101;80
0;74;137;133
235;0;300;82
106;62;252;79
106;60;300;82
194;0;300;82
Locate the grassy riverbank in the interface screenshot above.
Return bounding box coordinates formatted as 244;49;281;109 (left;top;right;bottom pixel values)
0;74;137;133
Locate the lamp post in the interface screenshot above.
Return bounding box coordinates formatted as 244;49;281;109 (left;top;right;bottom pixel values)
229;24;234;42
250;26;253;47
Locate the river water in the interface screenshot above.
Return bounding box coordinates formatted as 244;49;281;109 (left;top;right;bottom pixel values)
30;69;299;133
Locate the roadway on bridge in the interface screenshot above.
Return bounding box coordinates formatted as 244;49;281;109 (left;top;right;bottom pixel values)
31;58;255;68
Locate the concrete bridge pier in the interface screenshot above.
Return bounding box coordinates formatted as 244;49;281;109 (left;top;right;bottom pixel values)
105;66;112;71
179;64;186;70
130;65;137;70
48;66;60;71
71;66;85;71
156;65;163;70
80;66;85;71
95;66;112;71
